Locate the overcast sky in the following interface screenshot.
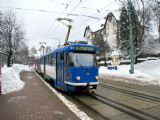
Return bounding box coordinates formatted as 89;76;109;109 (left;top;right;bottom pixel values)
0;0;123;50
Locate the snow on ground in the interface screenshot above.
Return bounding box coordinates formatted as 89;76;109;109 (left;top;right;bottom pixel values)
1;64;31;94
99;59;160;85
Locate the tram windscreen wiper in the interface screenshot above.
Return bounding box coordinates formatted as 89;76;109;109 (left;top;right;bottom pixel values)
76;56;83;67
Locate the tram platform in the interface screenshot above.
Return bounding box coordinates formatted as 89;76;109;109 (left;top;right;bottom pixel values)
0;71;79;120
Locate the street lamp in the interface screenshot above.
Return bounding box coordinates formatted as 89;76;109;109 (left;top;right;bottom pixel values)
39;42;46;55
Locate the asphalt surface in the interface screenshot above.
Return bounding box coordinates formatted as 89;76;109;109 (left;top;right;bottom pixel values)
0;71;79;120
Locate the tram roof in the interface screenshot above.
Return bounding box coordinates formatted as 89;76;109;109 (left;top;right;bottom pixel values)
40;44;97;58
54;44;97;53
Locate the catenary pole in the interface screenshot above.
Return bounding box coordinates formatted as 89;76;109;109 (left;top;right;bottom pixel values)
128;0;134;74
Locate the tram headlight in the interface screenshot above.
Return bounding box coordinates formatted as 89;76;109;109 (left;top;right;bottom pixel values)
95;76;99;80
76;76;81;80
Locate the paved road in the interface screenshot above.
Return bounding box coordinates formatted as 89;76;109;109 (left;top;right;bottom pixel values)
0;71;79;120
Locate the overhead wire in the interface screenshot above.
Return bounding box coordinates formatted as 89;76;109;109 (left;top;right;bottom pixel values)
40;0;73;41
0;1;119;43
50;0;105;12
70;9;120;40
67;0;82;14
0;5;68;14
45;0;82;40
69;1;117;38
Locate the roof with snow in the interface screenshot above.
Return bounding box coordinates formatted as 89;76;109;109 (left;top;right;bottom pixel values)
84;12;118;36
111;50;120;56
89;19;105;32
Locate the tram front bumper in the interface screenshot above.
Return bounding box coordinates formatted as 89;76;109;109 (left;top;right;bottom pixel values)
64;81;99;86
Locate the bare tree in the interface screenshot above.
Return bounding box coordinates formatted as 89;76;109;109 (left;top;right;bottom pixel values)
30;46;37;57
152;1;160;42
0;11;3;51
14;41;29;64
0;10;25;67
45;46;52;53
29;46;37;65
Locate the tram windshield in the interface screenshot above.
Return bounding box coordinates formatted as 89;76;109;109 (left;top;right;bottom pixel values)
67;52;96;67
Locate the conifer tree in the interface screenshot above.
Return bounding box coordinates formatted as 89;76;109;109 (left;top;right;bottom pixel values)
119;6;129;57
130;3;142;63
92;33;108;57
119;4;142;62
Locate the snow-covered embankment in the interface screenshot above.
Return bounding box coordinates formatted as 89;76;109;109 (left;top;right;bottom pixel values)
1;64;31;94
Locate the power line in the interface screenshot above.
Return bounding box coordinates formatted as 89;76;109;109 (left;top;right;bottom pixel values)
67;0;82;14
50;0;108;12
70;1;117;38
0;5;68;14
40;0;73;41
70;9;119;38
45;0;82;40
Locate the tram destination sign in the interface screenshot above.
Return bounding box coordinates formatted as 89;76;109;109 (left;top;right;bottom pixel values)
75;46;95;51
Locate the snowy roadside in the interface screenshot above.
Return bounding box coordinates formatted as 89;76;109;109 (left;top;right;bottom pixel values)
99;59;160;86
1;64;93;119
1;64;32;94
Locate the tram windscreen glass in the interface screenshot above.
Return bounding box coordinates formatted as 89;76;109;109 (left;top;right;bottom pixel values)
75;46;95;51
67;53;96;66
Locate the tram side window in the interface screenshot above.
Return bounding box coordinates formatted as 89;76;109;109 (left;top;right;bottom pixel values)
47;55;50;65
40;57;44;64
60;52;64;60
48;55;49;64
67;53;74;66
45;56;48;64
51;54;55;66
48;55;51;65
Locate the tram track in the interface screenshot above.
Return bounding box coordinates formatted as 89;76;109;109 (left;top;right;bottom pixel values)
89;93;160;120
71;94;110;120
72;92;160;120
100;82;160;103
36;72;160;120
72;94;139;120
36;72;110;120
101;80;160;95
41;75;157;120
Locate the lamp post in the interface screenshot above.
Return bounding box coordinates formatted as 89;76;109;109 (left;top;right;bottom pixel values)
39;42;46;55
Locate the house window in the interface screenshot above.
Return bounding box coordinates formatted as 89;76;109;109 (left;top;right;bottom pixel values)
113;20;117;26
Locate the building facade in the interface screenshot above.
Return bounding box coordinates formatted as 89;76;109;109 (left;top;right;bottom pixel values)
84;12;119;53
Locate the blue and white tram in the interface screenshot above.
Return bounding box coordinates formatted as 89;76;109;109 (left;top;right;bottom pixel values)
36;43;99;92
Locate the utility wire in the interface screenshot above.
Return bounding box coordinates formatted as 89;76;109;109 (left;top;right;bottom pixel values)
40;0;73;41
70;1;117;37
46;0;82;40
71;10;119;37
0;5;68;14
67;0;82;14
50;0;105;12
